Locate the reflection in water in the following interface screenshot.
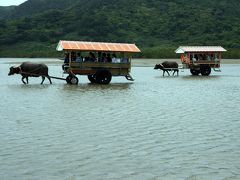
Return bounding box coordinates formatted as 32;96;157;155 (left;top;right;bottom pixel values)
8;84;51;90
62;83;133;92
180;75;221;80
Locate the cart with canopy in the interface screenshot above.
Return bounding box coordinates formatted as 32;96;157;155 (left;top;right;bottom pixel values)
175;46;227;76
56;40;141;84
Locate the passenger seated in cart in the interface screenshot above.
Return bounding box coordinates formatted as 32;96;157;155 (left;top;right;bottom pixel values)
214;54;219;61
76;52;83;62
190;54;193;60
62;53;69;70
210;54;214;61
84;55;89;61
107;53;112;62
102;53;107;62
194;54;199;61
112;53;117;63
97;52;102;62
84;52;94;62
203;54;207;60
89;52;96;62
71;52;76;62
198;54;203;60
121;57;129;63
207;55;211;61
191;54;197;62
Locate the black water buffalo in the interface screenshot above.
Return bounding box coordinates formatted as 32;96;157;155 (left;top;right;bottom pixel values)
8;62;52;84
154;61;179;76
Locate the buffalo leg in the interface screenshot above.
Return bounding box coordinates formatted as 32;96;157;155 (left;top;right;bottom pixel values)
172;71;175;76
21;76;26;84
166;70;170;76
21;76;28;84
41;76;45;84
173;70;179;76
47;76;52;84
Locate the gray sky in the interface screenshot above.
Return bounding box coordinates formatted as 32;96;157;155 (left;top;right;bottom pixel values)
0;0;27;6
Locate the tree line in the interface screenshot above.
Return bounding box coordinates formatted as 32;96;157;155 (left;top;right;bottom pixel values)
0;0;240;58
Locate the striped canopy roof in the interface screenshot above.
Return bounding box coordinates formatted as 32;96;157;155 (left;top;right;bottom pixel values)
175;46;227;53
56;40;141;53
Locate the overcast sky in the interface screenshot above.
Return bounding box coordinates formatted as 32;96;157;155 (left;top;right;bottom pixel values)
0;0;27;6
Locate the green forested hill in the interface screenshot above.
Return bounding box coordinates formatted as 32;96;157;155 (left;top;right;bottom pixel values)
0;0;240;58
0;6;15;19
9;0;77;19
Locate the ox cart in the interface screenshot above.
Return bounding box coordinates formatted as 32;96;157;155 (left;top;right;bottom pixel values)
56;40;141;84
175;46;227;76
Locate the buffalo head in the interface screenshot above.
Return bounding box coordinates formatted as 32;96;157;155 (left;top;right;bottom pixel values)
154;64;164;70
8;66;20;76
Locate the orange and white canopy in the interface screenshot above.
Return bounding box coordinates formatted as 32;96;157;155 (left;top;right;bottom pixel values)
56;40;141;53
175;46;227;54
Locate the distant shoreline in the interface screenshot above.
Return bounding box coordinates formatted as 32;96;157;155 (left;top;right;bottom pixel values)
1;58;240;67
132;59;240;67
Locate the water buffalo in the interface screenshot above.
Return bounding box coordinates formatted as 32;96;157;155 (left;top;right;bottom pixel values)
154;61;179;76
8;62;52;84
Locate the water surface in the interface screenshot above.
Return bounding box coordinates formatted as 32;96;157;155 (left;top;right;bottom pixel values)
0;58;240;180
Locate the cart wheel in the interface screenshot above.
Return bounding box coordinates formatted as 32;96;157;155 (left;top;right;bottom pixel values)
96;70;112;84
66;75;72;84
88;74;97;83
190;69;200;76
200;65;211;76
66;75;79;85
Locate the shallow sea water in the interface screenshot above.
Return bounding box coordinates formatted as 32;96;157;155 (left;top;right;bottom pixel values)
0;58;240;180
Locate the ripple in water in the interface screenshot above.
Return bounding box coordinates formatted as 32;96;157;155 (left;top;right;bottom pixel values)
1;59;240;179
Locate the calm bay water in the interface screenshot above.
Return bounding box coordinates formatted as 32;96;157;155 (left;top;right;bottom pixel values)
0;58;240;180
